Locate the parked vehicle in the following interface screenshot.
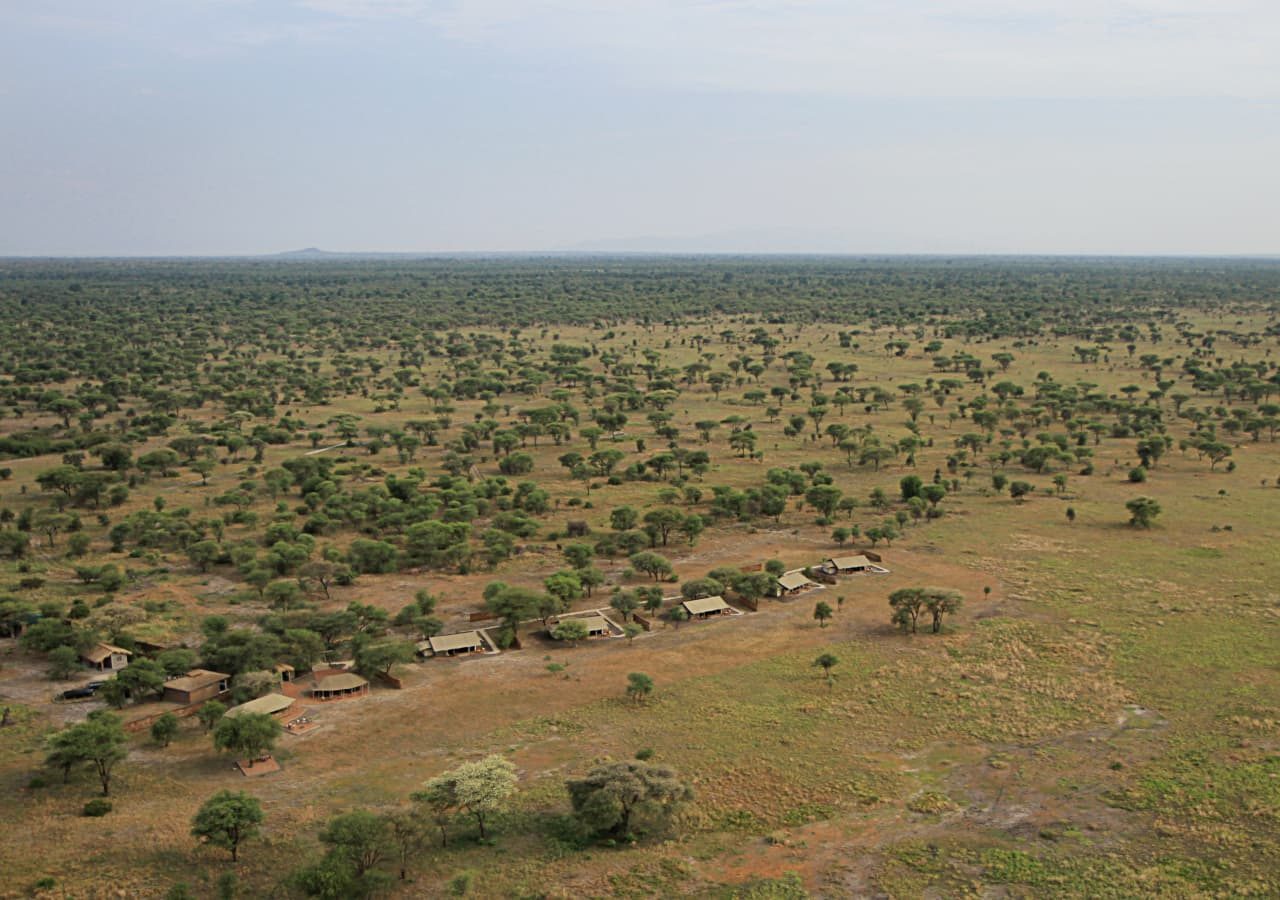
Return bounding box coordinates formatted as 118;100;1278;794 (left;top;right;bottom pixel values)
59;681;107;701
60;686;98;700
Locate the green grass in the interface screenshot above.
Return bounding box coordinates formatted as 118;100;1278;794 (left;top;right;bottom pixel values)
4;308;1280;896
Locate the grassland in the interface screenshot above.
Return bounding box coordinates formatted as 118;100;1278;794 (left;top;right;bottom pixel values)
0;262;1277;898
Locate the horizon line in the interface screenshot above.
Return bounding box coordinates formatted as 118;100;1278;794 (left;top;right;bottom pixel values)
2;250;1279;262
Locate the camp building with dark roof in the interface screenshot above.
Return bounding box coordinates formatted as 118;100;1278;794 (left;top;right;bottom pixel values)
163;669;230;705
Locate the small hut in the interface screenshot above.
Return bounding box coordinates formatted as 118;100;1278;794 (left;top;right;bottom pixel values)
81;642;132;672
163;669;231;705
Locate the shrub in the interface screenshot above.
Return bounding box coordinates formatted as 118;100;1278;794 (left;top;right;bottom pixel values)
83;799;113;817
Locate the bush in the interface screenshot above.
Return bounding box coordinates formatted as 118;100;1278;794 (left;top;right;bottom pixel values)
83;799;113;817
1128;466;1147;483
448;872;474;896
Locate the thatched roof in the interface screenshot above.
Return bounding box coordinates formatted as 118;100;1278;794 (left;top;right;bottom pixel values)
81;642;132;663
314;673;368;693
225;693;295;718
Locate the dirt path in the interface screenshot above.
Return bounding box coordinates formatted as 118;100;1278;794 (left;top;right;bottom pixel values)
305;443;349;456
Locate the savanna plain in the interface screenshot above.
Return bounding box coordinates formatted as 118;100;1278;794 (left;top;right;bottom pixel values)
0;257;1277;898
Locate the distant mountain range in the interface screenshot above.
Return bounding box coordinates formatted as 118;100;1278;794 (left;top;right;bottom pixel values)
274;247;338;258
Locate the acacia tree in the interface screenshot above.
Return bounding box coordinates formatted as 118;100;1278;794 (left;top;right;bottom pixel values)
629;551;673;581
353;639;415;680
45;710;128;796
638;586;664;616
383;808;431;881
609;590;640;622
642;508;684;546
291;810;393;899
151;712;179;748
212;712;281;767
414;776;456;848
566;760;693;840
805;484;843;520
191;790;265;862
299;560;349;600
889;587;926;635
1126;496;1162;528
551;618;590;646
47;645;80;680
483;583;547;646
626;672;654;704
813;600;834;628
196;700;227;733
414;755;517;842
923;588;963;633
813;652;839;688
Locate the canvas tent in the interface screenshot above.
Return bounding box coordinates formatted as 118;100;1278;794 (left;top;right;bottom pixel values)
825;555;872;573
311;672;369;700
681;596;732;618
552;614;611;638
225;692;296;719
424;631;486;657
776;572;819;595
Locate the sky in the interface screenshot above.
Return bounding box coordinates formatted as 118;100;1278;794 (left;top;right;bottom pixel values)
1;1;1278;256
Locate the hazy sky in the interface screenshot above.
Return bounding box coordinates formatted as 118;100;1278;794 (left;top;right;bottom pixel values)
2;1;1278;255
